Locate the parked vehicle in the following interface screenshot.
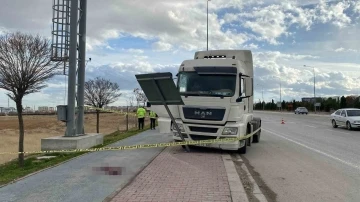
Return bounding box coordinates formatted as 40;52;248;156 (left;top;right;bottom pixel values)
149;50;261;154
331;108;360;130
295;107;308;114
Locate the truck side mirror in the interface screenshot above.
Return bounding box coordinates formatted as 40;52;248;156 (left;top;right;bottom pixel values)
245;77;253;97
146;102;151;107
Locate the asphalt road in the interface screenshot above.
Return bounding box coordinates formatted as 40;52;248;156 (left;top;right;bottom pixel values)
243;111;360;202
0;129;173;202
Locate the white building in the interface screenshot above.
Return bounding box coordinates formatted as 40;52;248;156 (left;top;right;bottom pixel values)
38;106;49;112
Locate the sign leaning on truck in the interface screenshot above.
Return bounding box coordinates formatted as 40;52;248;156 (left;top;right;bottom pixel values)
148;50;262;154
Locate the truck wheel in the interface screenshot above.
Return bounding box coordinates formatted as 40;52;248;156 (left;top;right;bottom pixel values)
238;142;247;154
252;117;261;143
253;132;260;143
247;136;252;146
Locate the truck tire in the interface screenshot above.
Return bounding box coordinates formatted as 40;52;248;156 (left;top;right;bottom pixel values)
252;117;261;143
238;141;247;154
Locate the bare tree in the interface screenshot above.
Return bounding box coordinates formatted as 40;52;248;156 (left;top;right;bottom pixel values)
0;32;60;166
133;87;148;107
128;95;135;107
84;77;122;133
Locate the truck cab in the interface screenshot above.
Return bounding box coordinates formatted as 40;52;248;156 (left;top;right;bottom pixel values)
150;50;261;154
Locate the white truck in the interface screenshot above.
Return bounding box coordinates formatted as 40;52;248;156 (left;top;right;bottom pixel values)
150;50;261;154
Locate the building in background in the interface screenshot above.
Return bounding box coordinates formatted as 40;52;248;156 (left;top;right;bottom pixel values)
38;106;49;112
24;106;33;112
301;97;323;103
329;96;340;102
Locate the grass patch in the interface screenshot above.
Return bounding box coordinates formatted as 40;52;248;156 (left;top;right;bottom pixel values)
0;124;150;186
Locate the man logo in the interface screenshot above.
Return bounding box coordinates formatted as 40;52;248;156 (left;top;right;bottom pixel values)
194;110;212;118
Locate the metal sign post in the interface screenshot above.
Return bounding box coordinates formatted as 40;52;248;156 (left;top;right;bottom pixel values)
135;72;190;152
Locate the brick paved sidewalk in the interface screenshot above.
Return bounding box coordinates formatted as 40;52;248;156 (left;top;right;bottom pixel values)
110;146;232;202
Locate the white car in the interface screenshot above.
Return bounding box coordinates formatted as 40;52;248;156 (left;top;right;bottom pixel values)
331;108;360;130
295;107;308;114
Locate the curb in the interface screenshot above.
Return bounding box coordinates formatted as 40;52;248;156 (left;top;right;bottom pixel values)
222;154;249;202
235;154;268;202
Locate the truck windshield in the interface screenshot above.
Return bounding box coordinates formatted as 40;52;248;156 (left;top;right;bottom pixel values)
177;72;236;97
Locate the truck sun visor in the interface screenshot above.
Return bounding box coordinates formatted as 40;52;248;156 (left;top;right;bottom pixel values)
193;66;237;75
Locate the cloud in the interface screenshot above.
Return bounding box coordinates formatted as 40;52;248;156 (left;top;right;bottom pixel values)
127;49;144;54
315;1;352;28
333;47;358;52
152;41;173;52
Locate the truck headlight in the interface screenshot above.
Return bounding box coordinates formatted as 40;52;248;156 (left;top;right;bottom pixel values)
222;127;238;135
171;123;185;132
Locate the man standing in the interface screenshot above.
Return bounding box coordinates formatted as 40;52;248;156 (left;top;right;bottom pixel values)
137;106;146;130
149;110;157;130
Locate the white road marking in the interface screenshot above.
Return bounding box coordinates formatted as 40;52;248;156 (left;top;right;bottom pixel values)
304;124;317;128
263;128;360;171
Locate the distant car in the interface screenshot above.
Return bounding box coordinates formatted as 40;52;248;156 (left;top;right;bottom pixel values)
295;107;308;114
331;108;360;130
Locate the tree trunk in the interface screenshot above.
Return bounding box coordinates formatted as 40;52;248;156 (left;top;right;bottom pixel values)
16;100;24;167
96;110;100;133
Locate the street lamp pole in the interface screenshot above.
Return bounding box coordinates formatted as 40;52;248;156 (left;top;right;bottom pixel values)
304;65;316;113
280;79;282;112
262;87;264;110
257;84;265;110
207;0;209;50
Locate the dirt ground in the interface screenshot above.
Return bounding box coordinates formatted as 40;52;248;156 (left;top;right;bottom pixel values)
0;113;148;165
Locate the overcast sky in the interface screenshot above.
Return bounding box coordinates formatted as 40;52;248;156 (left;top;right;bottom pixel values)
1;0;360;108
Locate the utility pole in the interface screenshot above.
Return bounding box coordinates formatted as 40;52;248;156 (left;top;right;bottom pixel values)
126;106;129;131
207;0;210;50
65;0;79;137
76;0;88;135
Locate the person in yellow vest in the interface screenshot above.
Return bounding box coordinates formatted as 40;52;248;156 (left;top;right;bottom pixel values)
137;106;146;130
149;110;157;130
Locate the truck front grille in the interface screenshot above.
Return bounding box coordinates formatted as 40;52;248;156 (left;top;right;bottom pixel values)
182;107;225;121
189;135;217;141
189;126;218;133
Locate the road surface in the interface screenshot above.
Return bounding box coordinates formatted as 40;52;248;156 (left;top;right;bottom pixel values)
243;111;360;202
